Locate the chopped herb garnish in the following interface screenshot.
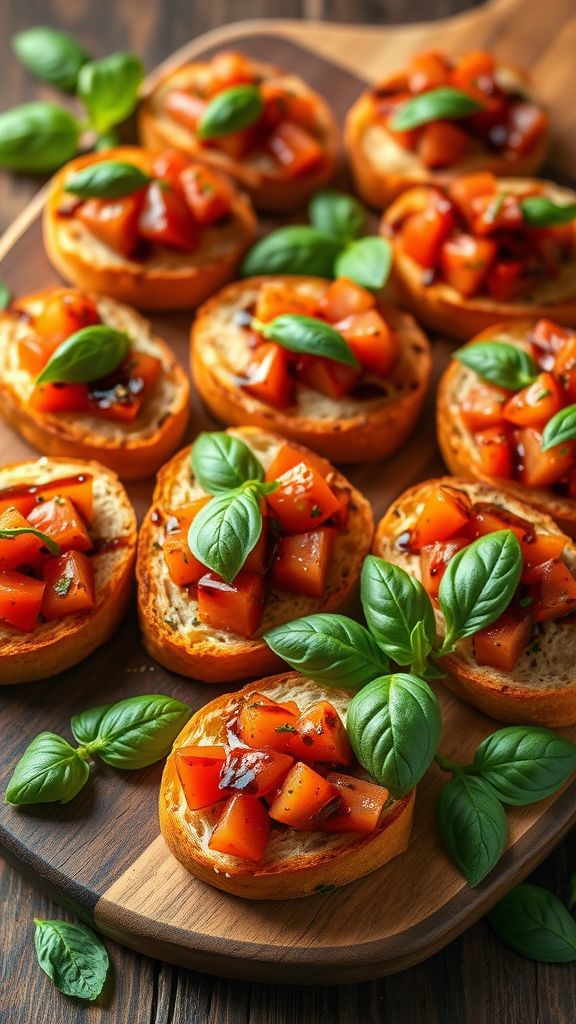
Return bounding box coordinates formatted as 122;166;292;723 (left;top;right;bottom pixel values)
275;723;298;734
53;574;72;597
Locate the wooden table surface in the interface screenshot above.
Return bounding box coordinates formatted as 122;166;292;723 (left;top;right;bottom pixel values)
0;1;575;1021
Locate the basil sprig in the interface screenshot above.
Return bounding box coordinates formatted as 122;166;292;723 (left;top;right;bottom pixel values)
488;885;576;963
309;189;365;241
198;84;263;139
521;196;576;228
35;325;131;386
541;404;576;451
191;431;265;494
438;774;507;887
265;614;389;690
0;281;12;311
64;160;152;199
454;341;538;391
12;27;89;92
361;556;436;670
77;52;143;137
34;919;109;1000
390;87;484;131
0;526;60;556
252;314;360;368
335;237;392;290
242;226;343;278
0;102;80;173
5;733;90;806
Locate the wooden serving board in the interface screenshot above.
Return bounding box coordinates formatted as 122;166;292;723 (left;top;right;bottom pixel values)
1;0;576;985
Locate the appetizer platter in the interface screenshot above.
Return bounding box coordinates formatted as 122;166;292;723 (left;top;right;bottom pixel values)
1;0;576;986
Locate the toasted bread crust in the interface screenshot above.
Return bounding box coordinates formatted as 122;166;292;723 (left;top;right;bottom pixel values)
373;476;576;726
159;672;415;898
381;181;576;339
0;456;136;684
137;426;374;683
191;276;432;463
43;147;257;311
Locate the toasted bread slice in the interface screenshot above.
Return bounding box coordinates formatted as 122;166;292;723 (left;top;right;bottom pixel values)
437;321;576;536
159;672;415;898
137;426;374;683
373;475;576;726
0;456;136;684
381;180;576;340
138;60;338;212
191;276;432;463
346;64;548;210
0;290;190;480
43;146;257;311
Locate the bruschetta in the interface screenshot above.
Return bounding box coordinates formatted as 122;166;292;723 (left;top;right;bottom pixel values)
0;287;190;480
373;476;576;726
438;319;576;536
0;456;136;684
43;146;257;311
138;50;338;212
346;49;548;209
159;672;415;898
137;426;374;683
381;173;576;340
191;276;432;463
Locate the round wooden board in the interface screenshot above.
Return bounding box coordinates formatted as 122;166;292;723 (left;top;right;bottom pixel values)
1;1;575;984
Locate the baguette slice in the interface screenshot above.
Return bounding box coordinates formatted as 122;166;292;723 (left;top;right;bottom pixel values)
0;456;136;684
373;475;576;726
437;321;576;536
159;672;415;899
381;180;576;340
191;276;432;463
43;146;257;311
137;426;374;683
0;289;190;480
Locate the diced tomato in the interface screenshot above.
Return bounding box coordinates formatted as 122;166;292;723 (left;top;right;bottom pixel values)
419;120;471;169
236;694;300;753
317;278;375;323
531;225;574;276
87;351;162;423
254;281;318;324
297;354;360;399
330;486;351;529
448;172;497;225
76;193;145;258
208;126;259;160
265;442;332;481
486;260;528;302
265;454;341;533
33;290;101;344
408;50;451;93
272;527;334;598
0;506;46;571
27;497;92;554
469;501;564;568
268;762;343;830
473;608;532;671
440;233;497;297
197;570;264;637
28;383;88;414
208;793;270;862
180;163;233;225
260;82;318;131
267;121;324;177
553;338;576;402
164;90;208;131
210;51;255;90
151;149;190;191
401;198;455;269
420;536;469;599
36;476;93;524
460;383;510;430
502;372;565;429
285;700;352;765
41;550;95;620
138;182;198;251
163;498;211;586
219;746;294;798
514;427;576;488
243;517;268;575
409;486;471;552
0;570;45;631
451;51;495;91
530;319;573;369
474;426;514;479
505;102;548;157
471;193;524;236
175;745;226;810
322;773;389;834
529;558;576;621
240;343;294;409
334;310;400;376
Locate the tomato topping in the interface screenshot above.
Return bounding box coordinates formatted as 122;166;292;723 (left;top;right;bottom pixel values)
506;102;549;156
180;163;233;225
272;526;334;598
27;497;92;554
317;278;375;322
29;383;88;414
474;426;514;478
297;354;360;399
460;383;510;430
240;343;294;410
0;474;93;523
529;558;576;621
76;193;145;257
138;182;199;251
334;310;400;376
261;83;318;132
86;351;162;423
254;281;318;323
219;746;294;798
210;51;255;90
197;570;264;637
150;148;191;189
439;233;497;297
265;442;332;481
419;121;471;170
502;372;564;429
236;694;300;753
175;745;227;810
448;172;497;224
285;700;352;765
268;762;343;830
266;122;324;177
401;198;455;269
485;260;528;302
473;608;532;671
0;571;45;631
553;338;576;402
41;550;95;621
408;50;451;93
469;501;564;567
331;486;351;529
420;536;469;599
0;506;46;571
322;773;389;834
208;793;270;862
471;193;524;236
409;486;471;551
530;319;573;368
20;291;101;376
451;51;495;91
265;451;341;533
514;427;576;488
163;91;207;131
163;498;211;586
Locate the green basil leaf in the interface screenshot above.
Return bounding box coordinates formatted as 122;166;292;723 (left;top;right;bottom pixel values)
0;281;12;311
454;341;538;391
12;27;89;92
521;196;576;228
88;695;192;769
0;526;59;556
191;431;264;494
78;53;143;134
471;726;576;805
390;87;484;131
253;314;359;368
437;774;507;886
241;226;342;278
409;620;432;676
70;703;114;746
438;530;522;650
361;555;436;666
34;919;109;1000
347;673;441;798
308;189;365;241
568;874;576;911
189;484;263;584
64;160;151;199
488;884;576;962
264;613;389;690
35;325;130;385
541;404;576;451
5;733;89;805
334;237;392;290
198;84;263;139
0;102;79;173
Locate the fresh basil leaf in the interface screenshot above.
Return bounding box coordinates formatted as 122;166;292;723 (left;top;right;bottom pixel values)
521;196;576;228
70;703;114;746
78;53;143;134
88;695;192;769
438;774;507;886
471;726;576;805
335;237;392;290
390;87;483;131
191;432;264;494
0;526;59;556
35;325;130;385
409;620;432;676
34;919;109;1000
347;673;441;798
5;733;89;805
264;613;389;690
64;160;151;199
541;404;576;451
189;484;263;584
438;530;522;651
308;189;365;241
454;341;538;391
253;314;359;368
569;874;576;911
0;281;12;311
12;27;89;92
361;555;436;666
241;226;342;278
0;102;79;173
198;84;263;139
488;884;576;962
